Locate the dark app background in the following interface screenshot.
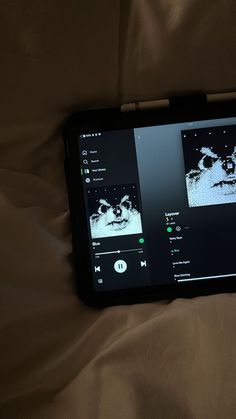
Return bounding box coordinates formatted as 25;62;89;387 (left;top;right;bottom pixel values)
134;118;236;284
80;117;236;290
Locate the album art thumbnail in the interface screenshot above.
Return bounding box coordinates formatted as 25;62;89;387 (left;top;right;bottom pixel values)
182;126;236;208
87;184;143;239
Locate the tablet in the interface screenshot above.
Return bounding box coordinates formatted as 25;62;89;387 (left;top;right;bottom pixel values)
64;95;236;306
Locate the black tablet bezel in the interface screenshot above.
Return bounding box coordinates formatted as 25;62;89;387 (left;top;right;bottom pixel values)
63;98;236;307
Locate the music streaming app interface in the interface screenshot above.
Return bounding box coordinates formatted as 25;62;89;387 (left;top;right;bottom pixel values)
79;118;236;291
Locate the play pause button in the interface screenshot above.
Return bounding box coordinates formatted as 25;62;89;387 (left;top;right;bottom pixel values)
114;260;127;273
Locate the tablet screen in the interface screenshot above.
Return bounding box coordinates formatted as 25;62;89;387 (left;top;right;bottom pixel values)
78;117;236;291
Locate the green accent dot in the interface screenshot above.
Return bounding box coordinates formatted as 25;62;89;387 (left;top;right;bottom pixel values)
167;227;172;233
139;238;145;244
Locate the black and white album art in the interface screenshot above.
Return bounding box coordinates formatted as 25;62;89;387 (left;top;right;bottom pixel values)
87;184;143;239
182;126;236;208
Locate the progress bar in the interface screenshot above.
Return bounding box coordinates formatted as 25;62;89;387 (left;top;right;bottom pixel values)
95;248;143;256
178;273;236;282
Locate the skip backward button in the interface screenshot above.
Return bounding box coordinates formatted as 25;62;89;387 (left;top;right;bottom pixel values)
95;266;101;272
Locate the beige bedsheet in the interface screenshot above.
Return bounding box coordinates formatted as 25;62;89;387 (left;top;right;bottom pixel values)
0;1;236;418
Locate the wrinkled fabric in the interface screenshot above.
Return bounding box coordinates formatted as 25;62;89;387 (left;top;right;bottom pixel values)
0;1;236;418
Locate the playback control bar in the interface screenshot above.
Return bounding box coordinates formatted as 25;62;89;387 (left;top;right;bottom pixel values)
95;247;143;256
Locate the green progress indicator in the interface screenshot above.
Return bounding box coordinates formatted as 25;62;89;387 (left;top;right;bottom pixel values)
139;238;145;244
167;227;172;233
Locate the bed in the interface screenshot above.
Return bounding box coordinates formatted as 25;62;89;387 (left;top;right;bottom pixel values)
0;1;236;418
